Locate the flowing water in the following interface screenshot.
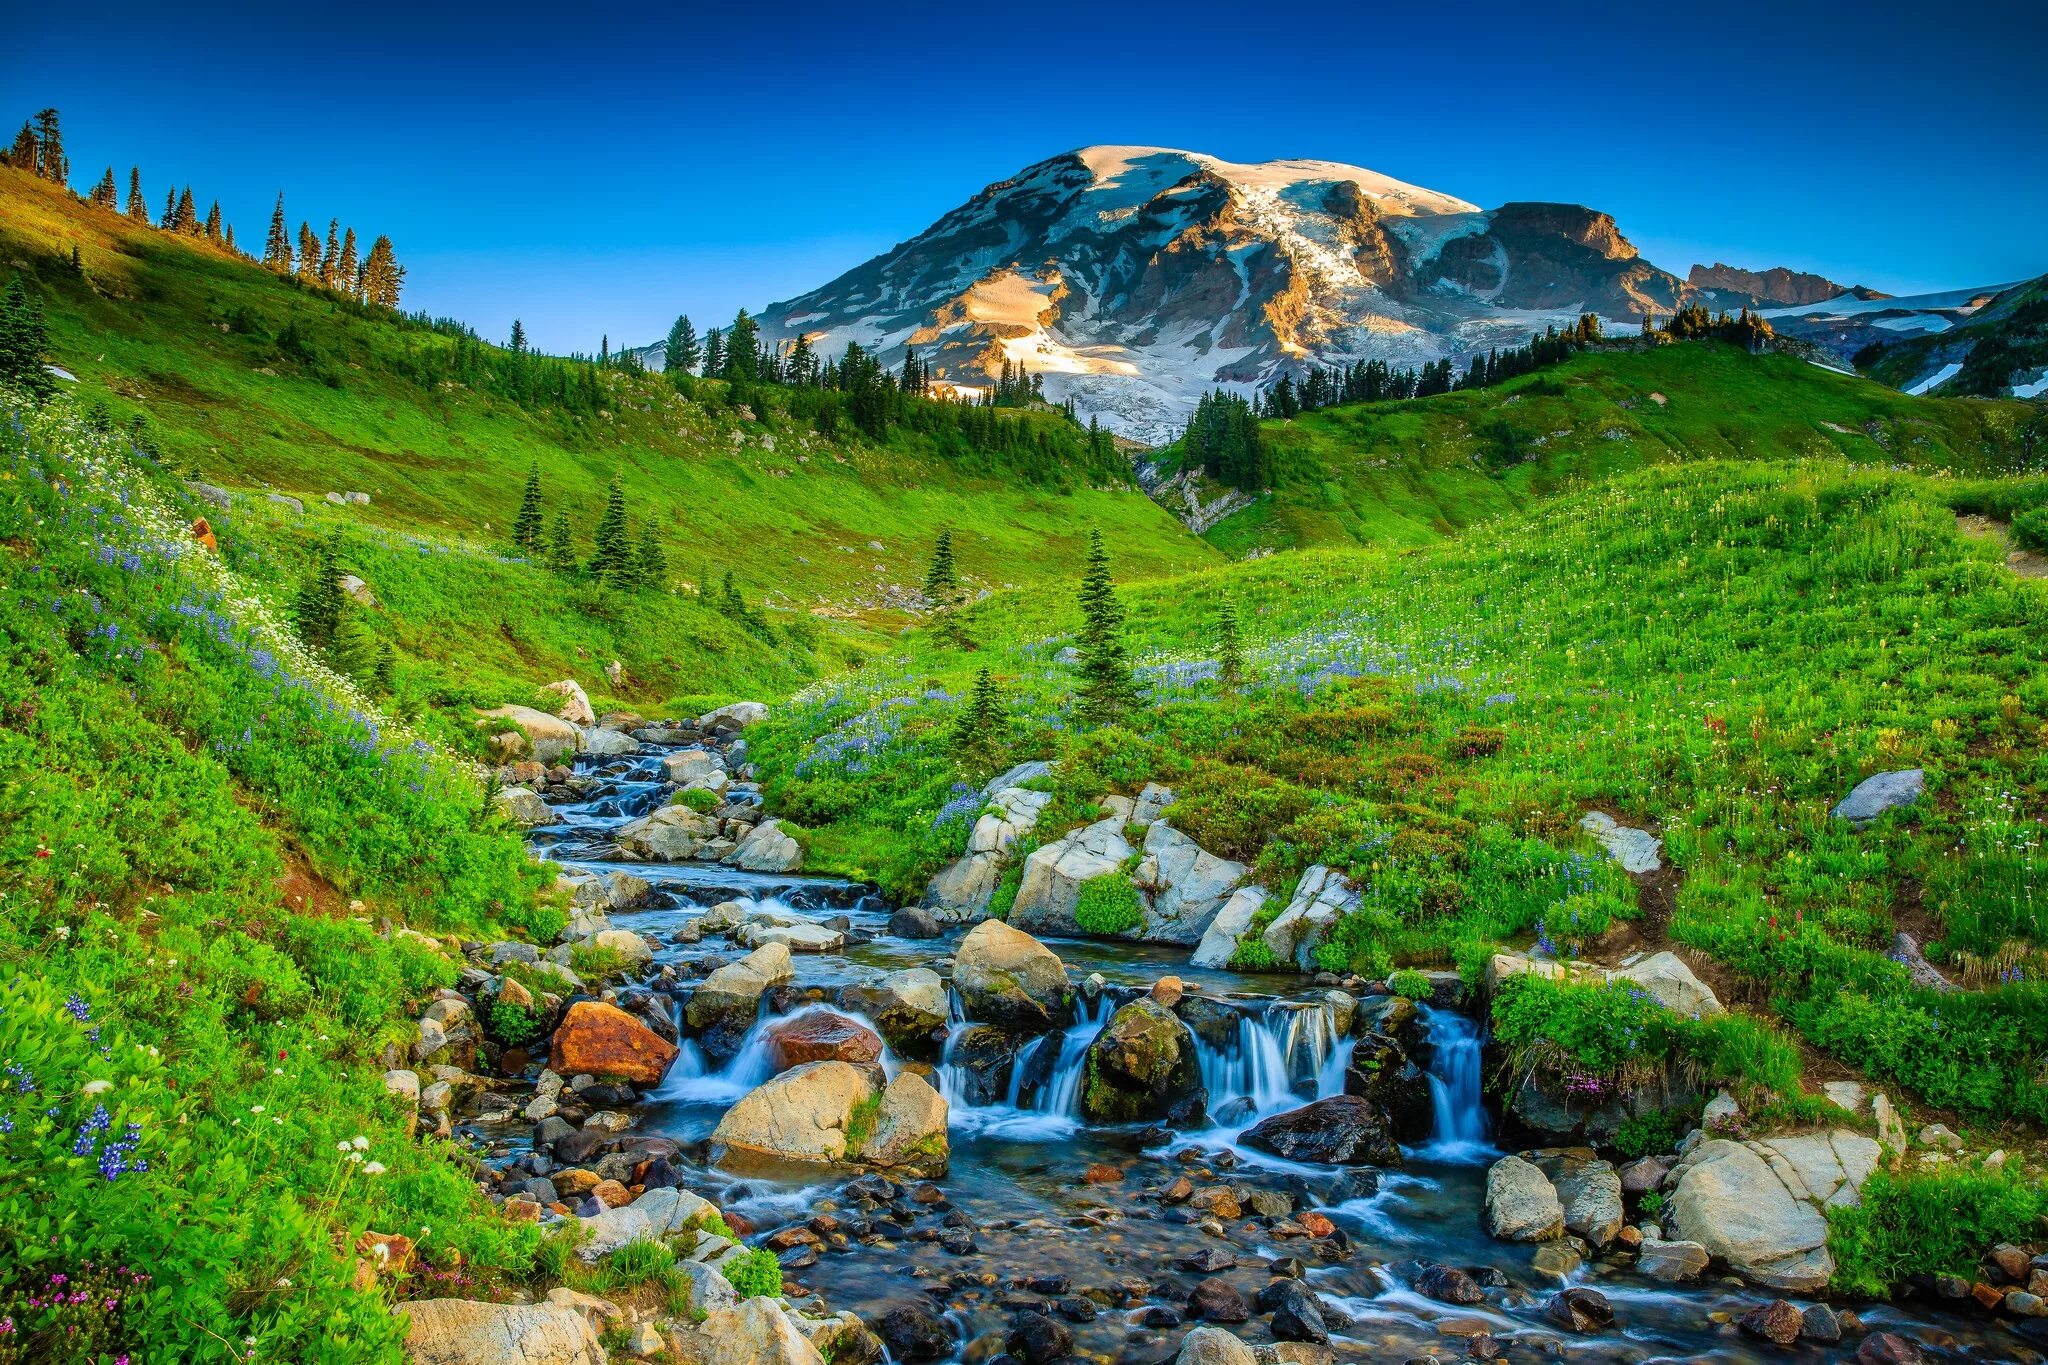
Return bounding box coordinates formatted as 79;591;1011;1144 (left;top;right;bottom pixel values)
496;739;2012;1365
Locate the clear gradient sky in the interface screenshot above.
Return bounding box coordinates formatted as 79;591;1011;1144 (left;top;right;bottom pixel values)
8;0;2043;354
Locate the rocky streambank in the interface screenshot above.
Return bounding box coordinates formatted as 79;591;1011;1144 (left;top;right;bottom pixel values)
369;703;2036;1364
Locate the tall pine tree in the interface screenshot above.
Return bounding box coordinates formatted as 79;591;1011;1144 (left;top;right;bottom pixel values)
125;168;147;223
88;167;117;210
264;193;291;271
0;274;55;400
949;668;1009;776
923;529;958;602
587;476;633;586
511;466;544;552
664;314;700;375
1216;595;1244;690
546;509;576;572
292;541;347;656
31;109;66;185
1074;529;1136;725
358;236;404;307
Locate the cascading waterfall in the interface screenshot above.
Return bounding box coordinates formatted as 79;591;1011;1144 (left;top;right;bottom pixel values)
1198;998;1355;1126
938;992;1113;1137
1414;1003;1491;1162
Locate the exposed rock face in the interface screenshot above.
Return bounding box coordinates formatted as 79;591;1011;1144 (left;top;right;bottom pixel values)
680;1297;826;1365
1260;866;1359;970
1484;1155;1564;1241
476;705;580;764
1241;1095;1402;1166
549;1001;680;1086
1133;822;1247;944
1666;1138;1835;1290
1426;202;1684;318
615;804;722;861
539;680;596;726
400;1299;606;1365
952;921;1071;1030
711;1060;876;1164
1688;262;1852;308
495;786;554;828
1830;768;1924;826
1189;886;1268;969
664;748;728;793
1614;952;1723;1016
729;818;803;873
766;1011;884;1072
1578;810;1662;874
927;785;1053;913
1079;999;1203;1123
1008;809;1135;936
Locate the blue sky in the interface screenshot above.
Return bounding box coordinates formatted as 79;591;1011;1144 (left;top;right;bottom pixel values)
8;0;2044;353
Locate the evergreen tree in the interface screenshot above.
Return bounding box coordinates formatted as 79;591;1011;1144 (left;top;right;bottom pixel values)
0;274;55;400
5;123;35;171
1073;529;1136;725
224;223;238;255
292;541;347;656
546;509;576;572
923;528;959;602
702;327;724;377
511;466;544;552
509;319;527;353
1216;595;1244;690
634;521;667;589
264;193;291;271
369;640;398;696
160;188;175;228
949;668;1009;776
338;227;359;295
319;218;341;288
67;244;83;276
588;476;633;586
31;109;66;185
203;200;223;243
663;314;700;375
295;222;320;282
174;186;198;235
125;168;147;223
88;167;117;210
358;236;404;307
725;309;760;381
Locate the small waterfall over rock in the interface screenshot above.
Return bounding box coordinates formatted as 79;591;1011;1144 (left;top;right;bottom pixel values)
938;994;1113;1138
1197;998;1354;1128
1414;1004;1491;1163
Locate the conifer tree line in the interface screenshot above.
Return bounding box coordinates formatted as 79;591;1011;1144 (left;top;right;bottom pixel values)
5;106;405;308
0;274;55;398
1181;391;1267;491
508;467;670;593
652;308;1121;486
1641;304;1775;351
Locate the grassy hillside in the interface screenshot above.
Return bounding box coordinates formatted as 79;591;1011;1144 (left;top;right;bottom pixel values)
1196;343;2039;556
757;455;2048;1130
0;165;1215;712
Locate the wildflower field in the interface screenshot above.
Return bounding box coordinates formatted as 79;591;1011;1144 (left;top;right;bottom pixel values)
755;454;2048;1126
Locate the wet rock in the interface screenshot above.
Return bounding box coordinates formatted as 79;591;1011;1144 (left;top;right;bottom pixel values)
1414;1264;1483;1305
1079;999;1203;1124
1636;1238;1709;1283
767;1011;885;1072
1056;1296;1096;1323
1544;1286;1613;1333
862;1070;950;1171
953;921;1072;1030
942;1025;1024;1106
687;943;795;1057
1738;1299;1804;1346
1341;1034;1433;1143
1138;1305;1183;1328
614;803;723;860
890;907;945;939
1618;1155;1671;1193
1190;886;1269;970
1241;1096;1402;1166
1528;1149;1625;1248
547;1001;680;1087
711;1060;876;1164
1830;768;1924;826
1483;1155;1563;1241
1189;1278;1252;1322
839;967;949;1060
1178;1247;1238;1273
730;818;804;873
1855;1333;1927;1365
1177;1326;1258;1365
805;1313;883;1365
1261;1280;1329;1344
399;1298;605;1364
1800;1303;1842;1344
1005;1311;1073;1365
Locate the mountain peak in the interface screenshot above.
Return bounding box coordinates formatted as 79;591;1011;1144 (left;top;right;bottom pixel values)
1062;145;1482;219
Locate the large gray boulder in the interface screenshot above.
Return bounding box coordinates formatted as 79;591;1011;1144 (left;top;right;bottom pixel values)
712;1060;876;1163
674;1297;825;1365
1484;1155;1564;1241
1176;1327;1257;1365
578;726;640;757
1579;810;1663;873
1666;1138;1833;1291
1528;1149;1625;1248
1260;866;1359;971
615;804;722;860
1614;951;1723;1016
476;705;580;764
664;748;728;793
686;943;794;1054
838;968;948;1058
1830;768;1924;826
400;1299;605;1365
860;1070;949;1170
953;921;1071;1030
575;1185;718;1261
927;785;1052;912
494;786;553;828
1008;808;1134;936
541;679;597;726
698;701;769;731
1189;886;1269;969
729;819;803;873
1133;822;1245;945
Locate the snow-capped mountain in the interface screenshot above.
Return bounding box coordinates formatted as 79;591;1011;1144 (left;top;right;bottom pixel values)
754;146;1690;442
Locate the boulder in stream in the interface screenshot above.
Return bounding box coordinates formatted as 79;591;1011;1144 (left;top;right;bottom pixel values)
1482;1155;1564;1241
686;943;794;1058
614;803;722;861
1078;998;1203;1124
837;968;948;1059
766;1010;884;1072
953;920;1071;1030
1240;1095;1402;1166
1527;1148;1625;1248
1665;1137;1834;1291
729;818;804;873
548;1001;680;1086
711;1060;877;1164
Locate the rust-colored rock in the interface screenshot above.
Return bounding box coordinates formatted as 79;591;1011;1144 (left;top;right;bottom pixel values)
1161;1176;1195;1203
548;1001;680;1086
191;517;217;553
553;1168;601;1197
589;1179;630;1208
1298;1211;1335;1239
1969;1281;2004;1310
503;1198;542;1222
356;1231;416;1277
1084;1164;1125;1185
766;1010;884;1072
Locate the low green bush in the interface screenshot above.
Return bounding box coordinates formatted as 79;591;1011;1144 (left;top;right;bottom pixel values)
674;786;720;813
723;1246;783;1300
1074;874;1143;937
1828;1166;2048;1298
1388;968;1433;1000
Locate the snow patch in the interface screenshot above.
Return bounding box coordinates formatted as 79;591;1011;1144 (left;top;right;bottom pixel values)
1905;362;1963;396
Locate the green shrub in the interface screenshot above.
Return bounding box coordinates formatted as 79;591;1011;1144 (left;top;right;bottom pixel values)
724;1246;783;1300
1827;1167;2048;1298
1613;1109;1690;1159
2010;504;2048;552
1388;968;1433;1000
1074;874;1143;937
1637;1190;1666;1216
568;942;632;981
1168;759;1313;861
490;995;545;1046
675;786;720;813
